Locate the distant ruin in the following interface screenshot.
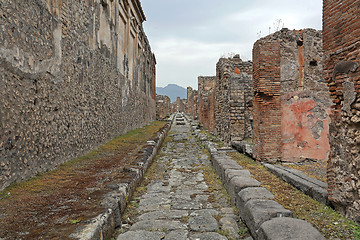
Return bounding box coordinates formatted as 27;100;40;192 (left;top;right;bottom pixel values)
198;76;216;133
156;95;171;120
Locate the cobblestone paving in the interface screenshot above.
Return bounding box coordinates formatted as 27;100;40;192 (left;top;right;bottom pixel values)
116;116;251;240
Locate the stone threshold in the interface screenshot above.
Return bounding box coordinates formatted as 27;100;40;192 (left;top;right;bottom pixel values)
69;121;172;240
189;119;325;240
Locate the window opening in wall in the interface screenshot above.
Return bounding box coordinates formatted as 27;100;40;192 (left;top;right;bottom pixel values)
310;60;318;66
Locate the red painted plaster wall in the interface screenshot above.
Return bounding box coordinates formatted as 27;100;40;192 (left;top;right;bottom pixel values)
281;93;330;162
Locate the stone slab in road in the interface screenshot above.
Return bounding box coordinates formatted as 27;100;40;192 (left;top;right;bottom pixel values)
117;116;250;239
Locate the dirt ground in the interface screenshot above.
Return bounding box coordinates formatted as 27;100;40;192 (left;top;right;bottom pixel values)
0;121;168;240
284;160;327;183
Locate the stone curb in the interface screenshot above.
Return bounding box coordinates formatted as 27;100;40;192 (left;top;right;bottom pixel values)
232;140;254;158
189;121;325;240
263;164;329;205
69;120;173;240
232;141;329;206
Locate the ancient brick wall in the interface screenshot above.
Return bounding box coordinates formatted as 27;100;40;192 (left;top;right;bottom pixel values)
215;55;253;144
253;39;282;162
0;0;156;191
253;28;331;163
156;95;171;120
198;76;216;133
323;0;360;223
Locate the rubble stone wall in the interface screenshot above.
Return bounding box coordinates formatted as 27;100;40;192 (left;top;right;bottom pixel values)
186;87;198;119
215;55;253;145
198;76;216;133
323;0;360;223
156;95;171;120
175;97;186;113
0;0;156;191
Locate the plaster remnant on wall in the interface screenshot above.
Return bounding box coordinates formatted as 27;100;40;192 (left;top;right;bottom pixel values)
311;120;324;140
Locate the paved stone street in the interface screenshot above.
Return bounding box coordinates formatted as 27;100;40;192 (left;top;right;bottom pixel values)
116;114;250;240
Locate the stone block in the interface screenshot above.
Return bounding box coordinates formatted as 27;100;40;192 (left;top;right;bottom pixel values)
224;169;252;184
70;209;115;240
236;187;274;218
243;199;292;238
117;230;165;240
228;176;261;204
188;215;219;232
258;217;326;240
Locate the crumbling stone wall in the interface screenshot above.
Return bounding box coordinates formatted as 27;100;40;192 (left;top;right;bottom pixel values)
323;0;360;223
186;87;198;119
0;0;156;191
156;95;171;120
215;55;253;144
198;76;216;133
253;28;330;163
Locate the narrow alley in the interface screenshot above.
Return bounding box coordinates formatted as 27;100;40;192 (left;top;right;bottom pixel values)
116;113;250;240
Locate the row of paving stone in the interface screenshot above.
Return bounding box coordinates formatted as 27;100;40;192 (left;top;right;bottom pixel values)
116;113;252;240
232;141;329;206
188;118;326;240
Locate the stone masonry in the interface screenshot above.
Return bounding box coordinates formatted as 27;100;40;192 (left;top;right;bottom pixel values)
186;87;198;119
174;97;186;113
156;94;171;120
253;28;331;163
0;0;156;191
198;76;216;133
215;55;253;145
323;0;360;223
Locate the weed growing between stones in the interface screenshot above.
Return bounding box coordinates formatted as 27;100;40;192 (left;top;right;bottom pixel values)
228;151;360;240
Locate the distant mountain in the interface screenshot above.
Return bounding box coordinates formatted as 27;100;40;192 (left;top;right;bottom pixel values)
156;84;187;103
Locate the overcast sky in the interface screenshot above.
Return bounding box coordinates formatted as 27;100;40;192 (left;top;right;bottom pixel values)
141;0;322;89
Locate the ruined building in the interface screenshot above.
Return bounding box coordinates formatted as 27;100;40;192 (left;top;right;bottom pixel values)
198;76;216;133
0;0;156;191
156;95;171;120
323;0;360;223
215;55;253;144
174;97;186;112
252;28;331;163
186;87;198;119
